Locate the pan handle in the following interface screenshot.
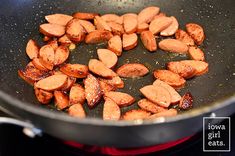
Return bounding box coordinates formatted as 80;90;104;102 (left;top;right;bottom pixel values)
0;117;42;138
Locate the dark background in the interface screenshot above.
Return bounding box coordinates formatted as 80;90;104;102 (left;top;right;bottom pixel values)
0;111;234;156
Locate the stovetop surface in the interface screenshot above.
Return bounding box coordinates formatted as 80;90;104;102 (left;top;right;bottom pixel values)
0;111;234;156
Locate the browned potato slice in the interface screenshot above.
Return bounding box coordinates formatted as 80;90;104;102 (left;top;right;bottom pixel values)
58;35;72;45
94;16;111;31
69;84;86;105
18;62;50;85
140;31;157;52
88;59;117;78
66;18;86;42
54;91;69;110
85;30;113;44
54;46;69;66
99;76;124;89
103;99;121;120
107;22;124;36
122;33;138;50
34;74;68;91
140;85;171;107
186;23;205;45
97;49;118;69
153;79;181;104
160;16;179;36
153;70;186;89
101;14;123;24
72;12;99;20
84;74;102;108
39;45;54;70
123;13;137;34
175;29;195;46
149;17;172;35
60;63;88;78
148;109;177;119
159;39;188;54
188;46;205;61
45;14;73;26
138;6;160;24
34;87;53;104
104;91;135;107
26;39;39;59
116;63;149;78
78;20;95;33
39;23;65;37
98;79;117;93
122;109;151;120
167;61;196;79
138;99;167;113
108;35;122;56
180;60;209;76
32;58;48;71
68;103;86;118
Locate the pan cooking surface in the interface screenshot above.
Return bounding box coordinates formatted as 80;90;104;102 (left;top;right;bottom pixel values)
0;0;234;118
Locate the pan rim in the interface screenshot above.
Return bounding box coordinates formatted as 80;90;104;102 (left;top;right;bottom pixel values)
0;90;234;126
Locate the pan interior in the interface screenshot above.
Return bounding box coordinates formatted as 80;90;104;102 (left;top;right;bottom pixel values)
0;0;234;119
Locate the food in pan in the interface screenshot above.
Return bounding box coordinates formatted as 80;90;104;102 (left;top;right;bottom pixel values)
18;6;208;120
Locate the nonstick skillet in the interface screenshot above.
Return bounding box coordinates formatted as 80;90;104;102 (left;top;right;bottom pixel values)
0;0;234;148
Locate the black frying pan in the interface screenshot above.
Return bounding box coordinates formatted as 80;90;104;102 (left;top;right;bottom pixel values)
0;0;234;148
